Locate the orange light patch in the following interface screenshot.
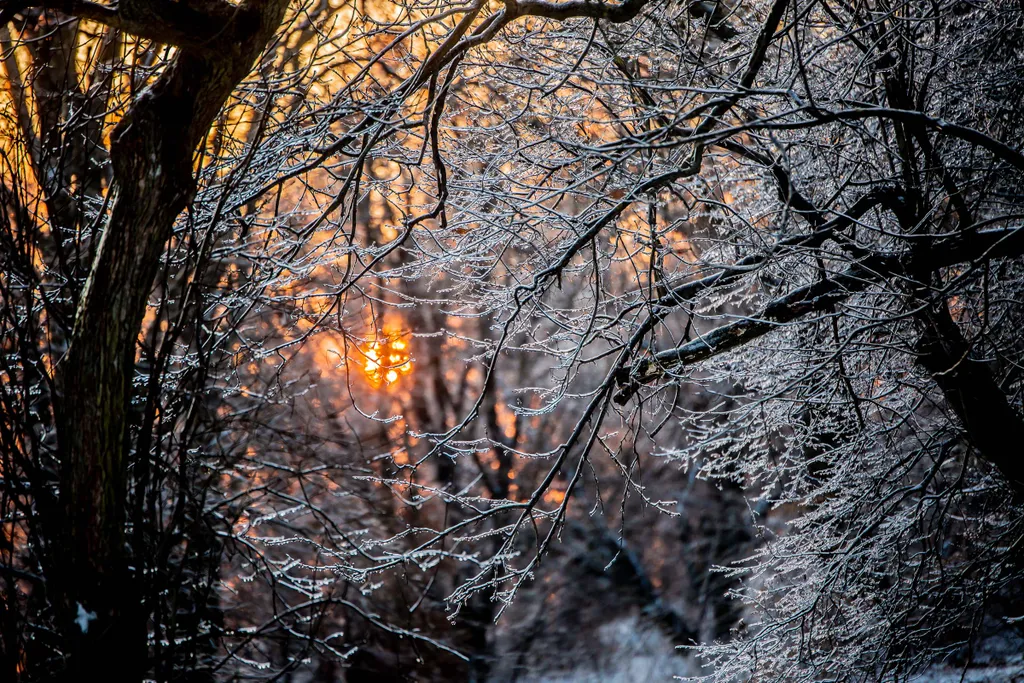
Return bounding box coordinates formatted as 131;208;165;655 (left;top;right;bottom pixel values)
361;333;413;387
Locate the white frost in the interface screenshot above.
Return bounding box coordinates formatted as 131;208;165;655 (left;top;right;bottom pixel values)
75;603;98;634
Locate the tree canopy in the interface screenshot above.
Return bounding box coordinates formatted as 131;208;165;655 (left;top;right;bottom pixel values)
2;0;1024;679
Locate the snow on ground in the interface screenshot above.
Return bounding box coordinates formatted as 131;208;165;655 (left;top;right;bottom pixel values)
511;615;696;682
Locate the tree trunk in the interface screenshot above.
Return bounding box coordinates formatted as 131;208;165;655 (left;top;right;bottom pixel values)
54;2;289;677
917;302;1024;499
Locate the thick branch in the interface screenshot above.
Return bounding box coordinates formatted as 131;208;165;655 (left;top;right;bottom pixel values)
35;0;249;54
687;0;737;38
651;185;906;312
652;106;1024;174
616;224;1024;402
805;106;1024;173
617;225;1024;496
512;0;649;22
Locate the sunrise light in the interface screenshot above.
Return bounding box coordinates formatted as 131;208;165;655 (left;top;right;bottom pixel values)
361;334;413;387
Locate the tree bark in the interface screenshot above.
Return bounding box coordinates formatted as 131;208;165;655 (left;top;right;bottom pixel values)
53;1;289;677
916;302;1024;498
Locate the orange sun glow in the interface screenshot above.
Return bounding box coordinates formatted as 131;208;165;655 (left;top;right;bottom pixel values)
361;335;413;387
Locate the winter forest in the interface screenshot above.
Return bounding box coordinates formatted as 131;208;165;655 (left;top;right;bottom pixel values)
2;0;1024;680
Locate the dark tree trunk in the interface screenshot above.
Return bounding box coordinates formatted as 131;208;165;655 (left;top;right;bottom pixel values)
51;1;289;677
917;302;1024;498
